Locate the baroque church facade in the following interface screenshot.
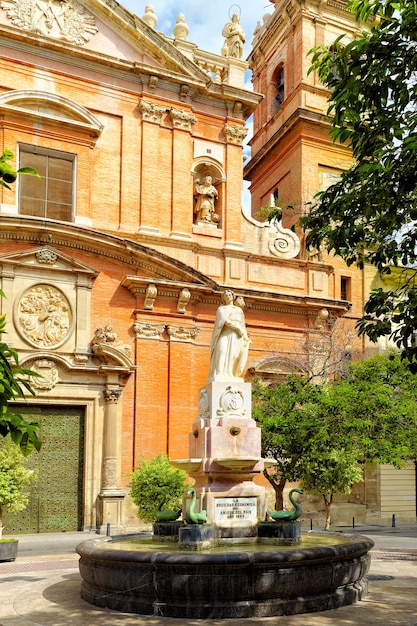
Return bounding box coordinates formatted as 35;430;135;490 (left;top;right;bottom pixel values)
0;0;413;531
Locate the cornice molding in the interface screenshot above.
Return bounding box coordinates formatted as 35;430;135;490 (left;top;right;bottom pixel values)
0;216;216;284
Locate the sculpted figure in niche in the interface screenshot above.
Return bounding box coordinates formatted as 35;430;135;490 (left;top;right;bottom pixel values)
221;13;245;59
207;290;251;381
194;174;219;224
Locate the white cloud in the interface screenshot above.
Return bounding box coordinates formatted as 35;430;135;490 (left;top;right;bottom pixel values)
128;1;272;59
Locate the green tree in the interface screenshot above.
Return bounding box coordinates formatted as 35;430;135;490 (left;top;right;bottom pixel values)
128;454;189;523
254;353;417;528
302;0;417;365
301;449;363;531
0;436;36;538
253;376;319;511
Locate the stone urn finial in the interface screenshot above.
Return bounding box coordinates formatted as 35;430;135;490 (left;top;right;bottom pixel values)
173;13;189;40
142;4;157;29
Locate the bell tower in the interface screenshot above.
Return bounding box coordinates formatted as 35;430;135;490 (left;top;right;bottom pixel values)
244;0;363;308
245;0;359;230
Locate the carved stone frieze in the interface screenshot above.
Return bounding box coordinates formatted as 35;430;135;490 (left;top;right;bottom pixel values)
0;0;98;45
166;325;200;342
17;284;72;348
169;107;197;131
223;123;248;145
139;100;166;124
29;359;59;390
134;321;165;339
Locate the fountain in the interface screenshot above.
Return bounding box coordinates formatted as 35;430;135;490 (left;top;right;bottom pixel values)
77;290;373;619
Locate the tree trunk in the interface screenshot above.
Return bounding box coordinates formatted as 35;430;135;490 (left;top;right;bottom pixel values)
323;493;333;531
263;470;286;511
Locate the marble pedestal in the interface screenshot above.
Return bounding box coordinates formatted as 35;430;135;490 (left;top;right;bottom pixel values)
173;380;274;536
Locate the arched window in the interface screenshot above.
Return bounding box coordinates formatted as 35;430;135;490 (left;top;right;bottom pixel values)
273;64;285;113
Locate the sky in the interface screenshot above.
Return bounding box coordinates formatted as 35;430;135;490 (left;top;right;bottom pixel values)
124;1;274;60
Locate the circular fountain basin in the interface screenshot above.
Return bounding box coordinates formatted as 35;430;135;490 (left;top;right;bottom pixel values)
77;532;373;619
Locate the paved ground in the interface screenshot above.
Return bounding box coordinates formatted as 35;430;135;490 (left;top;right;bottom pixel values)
0;524;416;626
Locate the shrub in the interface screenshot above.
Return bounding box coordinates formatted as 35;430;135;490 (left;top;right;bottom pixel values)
128;454;189;523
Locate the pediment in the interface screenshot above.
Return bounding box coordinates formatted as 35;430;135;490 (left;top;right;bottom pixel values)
0;91;104;136
0;246;99;279
0;0;210;82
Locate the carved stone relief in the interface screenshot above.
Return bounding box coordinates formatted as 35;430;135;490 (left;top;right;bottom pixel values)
139;100;166;124
177;288;191;313
28;359;59;390
0;0;98;45
35;248;58;264
104;388;122;404
223;123;248;145
134;321;165;339
198;388;210;419
268;220;301;259
166;325;200;342
169;107;197;131
17;284;72;348
91;326;132;358
217;385;246;417
144;284;157;310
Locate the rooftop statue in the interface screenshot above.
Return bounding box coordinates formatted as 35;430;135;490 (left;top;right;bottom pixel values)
221;13;245;59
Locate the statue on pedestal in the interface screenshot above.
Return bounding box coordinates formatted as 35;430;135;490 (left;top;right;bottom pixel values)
207;290;251;381
221;13;245;59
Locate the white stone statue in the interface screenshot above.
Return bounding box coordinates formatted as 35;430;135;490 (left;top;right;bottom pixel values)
207;290;251;381
221;13;245;59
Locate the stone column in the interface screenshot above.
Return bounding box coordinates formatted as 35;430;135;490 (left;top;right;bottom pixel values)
99;386;125;529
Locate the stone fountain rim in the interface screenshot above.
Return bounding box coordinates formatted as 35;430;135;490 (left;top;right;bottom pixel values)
77;531;374;566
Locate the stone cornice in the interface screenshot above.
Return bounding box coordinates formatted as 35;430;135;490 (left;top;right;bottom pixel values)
125;275;349;317
0;215;216;284
0;218;348;316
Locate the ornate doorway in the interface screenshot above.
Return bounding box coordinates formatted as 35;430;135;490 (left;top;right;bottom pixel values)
4;405;84;533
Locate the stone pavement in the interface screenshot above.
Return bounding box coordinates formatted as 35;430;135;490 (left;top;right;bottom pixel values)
0;524;416;626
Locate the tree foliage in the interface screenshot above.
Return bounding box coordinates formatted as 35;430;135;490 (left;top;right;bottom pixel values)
0;151;40;454
302;0;417;364
0;148;38;189
128;454;189;523
0;436;36;537
254;352;417;528
0;297;41;455
253;376;319;510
